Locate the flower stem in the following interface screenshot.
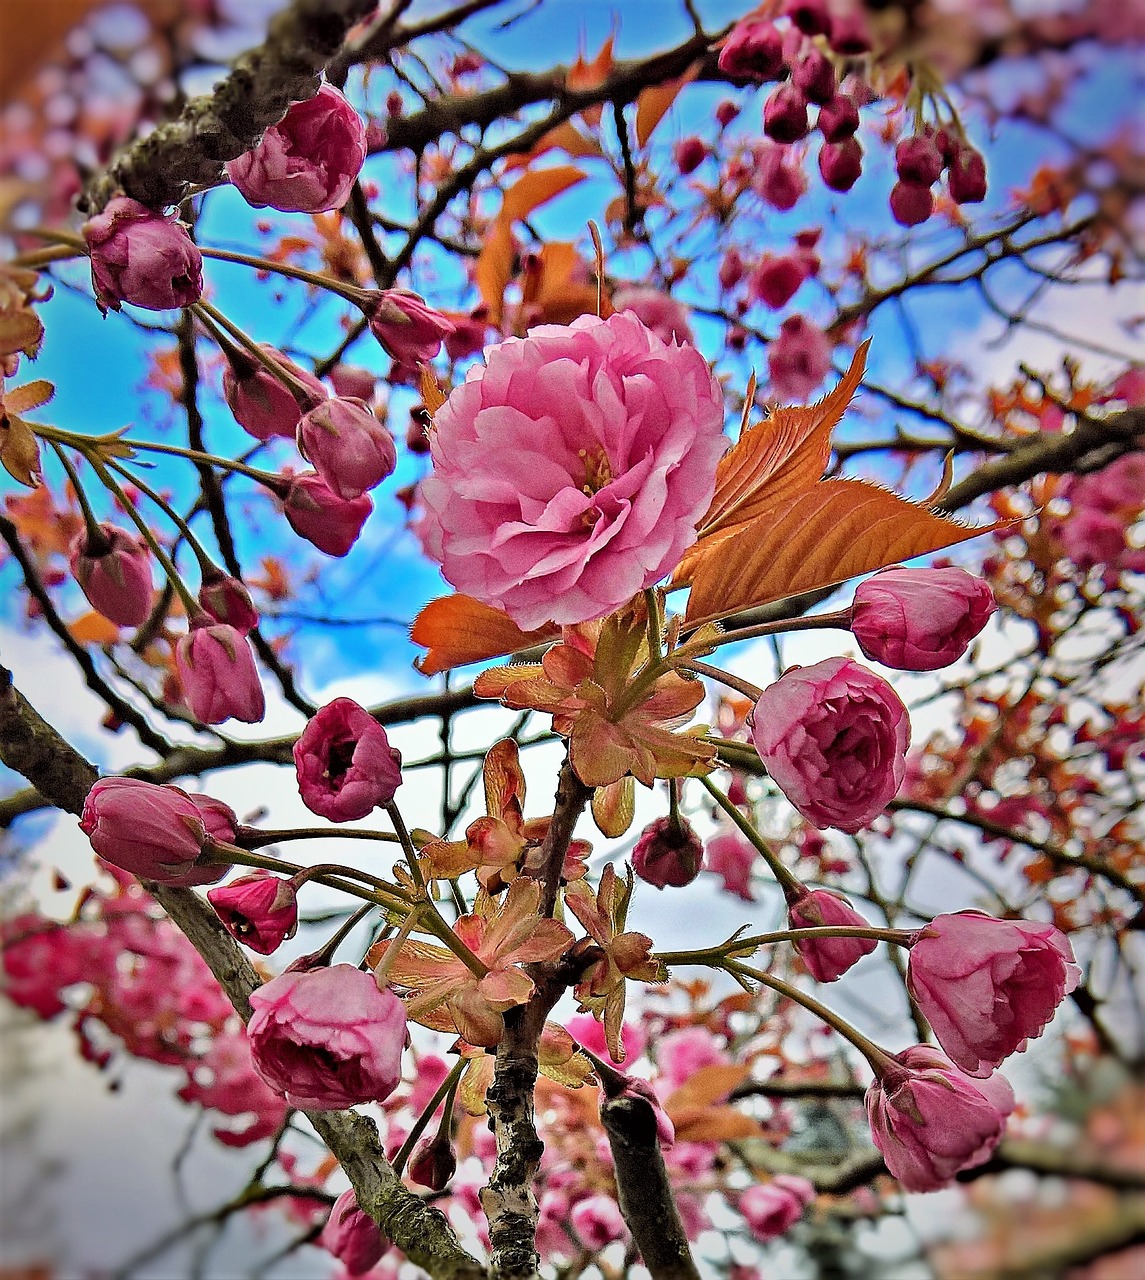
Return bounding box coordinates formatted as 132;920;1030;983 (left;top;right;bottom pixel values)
675;609;852;659
700;774;803;894
673;657;763;702
198;245;363;303
657;925;916;968
390;1057;465;1178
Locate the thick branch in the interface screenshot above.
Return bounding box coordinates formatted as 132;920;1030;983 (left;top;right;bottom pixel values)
599;1092;700;1280
80;0;380;212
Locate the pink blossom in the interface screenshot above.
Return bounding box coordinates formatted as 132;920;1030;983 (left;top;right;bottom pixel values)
297;396;397;500
226;83;366;214
674;136;707;174
739;1175;815;1242
851;566;996;671
82;196;203;313
363;290;455;365
178;1027;289;1147
703;829;757;900
819;138;863;192
419;312;727;630
281;471;373;557
1070;452;1145;513
611;285;694;346
767;315;833;401
948;145;987;203
890;181;935;227
329;365;378;402
818;93;860;142
1;915;103;1018
751;657;910;833
222;344;326;441
404;1053;452;1116
566;1012;646;1066
750;253;810;310
321;1189;387;1276
657;1026;727;1093
786;886;877;982
175;619;265;725
718;18;784;80
207;873;298;954
764;84;810;143
866;1046;1015;1191
294;697;403;822
69;523;153;627
784;0;832;36
198;569;259;634
79;777;230;884
570;1194;627;1250
1059;507;1127;571
907;910;1079;1077
632;815;703;889
443;309;492;361
248;964;406;1110
754;141;809;210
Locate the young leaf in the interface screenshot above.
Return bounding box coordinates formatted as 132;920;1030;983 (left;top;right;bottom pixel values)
411;593;558;675
684;479;998;629
634;62;700;148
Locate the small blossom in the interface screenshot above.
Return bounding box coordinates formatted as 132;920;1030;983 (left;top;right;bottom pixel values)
293;697;403;822
786;886;877;982
767;315;832;401
792;48;836;105
947;145;987;203
851;566;997;671
674;136;707;174
207;872;298;954
817;94;860;142
69;523;153;627
866;1046;1015;1191
82;196;203;313
175;619;265;725
819;137;863;191
248;963;407;1110
611;285;694;346
703;829;756;900
750;253;810;310
907;910;1079;1076
570;1194;627;1251
280;471;373;557
718;18;785;81
198;569;259;634
895;136;944;186
632;815;703;889
764;84;810;143
751;657;910;833
754;141;809;210
297;396;397;500
320;1189;387;1276
226;83;366;214
890;181;934;227
739;1176;814;1242
222;345;326;442
362;290;455;365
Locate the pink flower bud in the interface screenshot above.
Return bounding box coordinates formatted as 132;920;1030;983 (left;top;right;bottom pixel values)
321;1189;387;1276
611;285;694;346
755;141;809;210
443;309;492;361
751;657;909;833
408;1133;457;1190
297;396;397;500
207;872;298;954
750;253;809;310
80;777;233;884
890;180;934;227
673;136;707;175
719;248;747;290
784;0;833;37
718;19;785;81
175;619;266;725
792;48;837;105
851;566;996;671
198;569;259;635
247;963;406;1110
818;137;863;191
82;196;203;313
828;9;872;53
767;314;832;401
570;1194;627;1251
328;364;378;402
632;816;703;889
281;471;373;557
948;144;988;203
895;135;944;186
222;345;326;441
715;100;740;128
786;886;877;982
704;830;757;900
294;696;402;822
817;93;860;142
907;910;1079;1077
68;523;153;628
764;83;810;143
225;83;366;214
363;289;455;365
865;1046;1015;1191
739;1176;814;1242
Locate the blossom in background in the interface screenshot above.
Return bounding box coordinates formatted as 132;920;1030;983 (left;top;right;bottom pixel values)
766;314;832;401
739;1175;815;1242
632;815;704;889
419;312;727;629
751;657;909;832
611;285;694;345
320;1189;387;1276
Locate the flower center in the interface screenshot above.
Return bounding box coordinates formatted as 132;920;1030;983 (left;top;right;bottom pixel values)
578;447;614;496
325;738;357;785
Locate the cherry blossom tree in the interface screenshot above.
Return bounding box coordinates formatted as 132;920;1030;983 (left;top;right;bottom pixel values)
0;1;1142;1277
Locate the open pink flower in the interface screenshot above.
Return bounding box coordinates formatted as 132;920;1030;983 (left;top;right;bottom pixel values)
751;657;909;833
739;1176;815;1242
851;567;996;671
907;910;1079;1076
247;963;406;1110
293;697;402;822
225;83;366;214
866;1046;1014;1191
419;312;727;630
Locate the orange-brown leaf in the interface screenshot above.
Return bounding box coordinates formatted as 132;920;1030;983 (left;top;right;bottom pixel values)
635;62;700;148
684;479;998;629
3;380;53;415
70;610;122;645
672;1106;765;1144
419;365;447;416
567;30;616;94
412;594;558;675
506;120;604;170
676;342;869;583
665;1062;750;1112
500;165;588;224
474;217;516;325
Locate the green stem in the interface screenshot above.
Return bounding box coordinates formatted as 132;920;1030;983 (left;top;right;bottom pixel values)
390;1058;465;1178
674;657;763;702
675;609;852;658
199;246;365;304
238;825;402;849
194;300;321;407
643;588;662;670
47;442;103;540
107;458;214;574
202;842;409;912
314;902;377;965
700;774;803;894
657;925;916;968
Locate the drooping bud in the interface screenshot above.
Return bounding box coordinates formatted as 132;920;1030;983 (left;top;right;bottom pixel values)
175;617;265;725
69;523;154;627
280;471;373;557
82;197;202;313
296;396;397;500
207;872;298;954
632;815;703;889
198;568;259;635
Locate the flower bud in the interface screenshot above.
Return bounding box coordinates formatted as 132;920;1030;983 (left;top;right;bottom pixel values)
783;0;832;37
328;364;378;402
632;816;703;889
208;872;298;954
948;144;988;203
818;137;863;191
717;19;785;81
763;84;810;144
297;396;397;500
281;471;373;557
851;566;996;671
226;83;366;214
175;618;265;725
321;1189;387;1276
222;345;326;442
198;569;259;635
750;253;809;310
817;93;860;143
792;48;836;106
408;1133;457;1191
755;142;809;209
362;289;455;365
82;197;202;313
69;523;153;627
895;135;944;186
786;885;877;982
294;697;403;822
739;1176;814;1242
673;136;707;175
767;314;832;402
889;180;934;227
